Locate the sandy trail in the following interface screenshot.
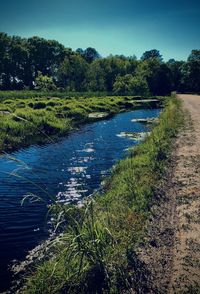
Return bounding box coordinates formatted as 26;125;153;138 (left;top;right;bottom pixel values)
169;95;200;293
138;95;200;293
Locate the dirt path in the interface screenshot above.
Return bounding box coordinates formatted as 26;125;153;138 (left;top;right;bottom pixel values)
138;95;200;293
168;95;200;293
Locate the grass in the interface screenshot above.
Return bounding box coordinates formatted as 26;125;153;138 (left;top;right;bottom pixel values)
0;91;114;102
21;95;183;293
0;92;163;153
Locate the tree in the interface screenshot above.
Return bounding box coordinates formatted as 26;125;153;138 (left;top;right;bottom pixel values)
99;57;127;91
0;34;32;89
85;60;106;91
0;32;200;94
136;59;172;95
81;47;100;63
35;72;56;91
167;60;185;92
9;36;31;89
188;50;200;62
181;60;200;93
85;56;135;92
76;48;85;56
141;49;163;61
113;74;149;95
56;53;88;91
0;33;11;89
28;36;66;80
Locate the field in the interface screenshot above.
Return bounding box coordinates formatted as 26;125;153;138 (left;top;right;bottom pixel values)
0;91;162;153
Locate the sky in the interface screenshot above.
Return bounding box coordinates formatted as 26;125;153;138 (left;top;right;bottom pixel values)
0;0;200;61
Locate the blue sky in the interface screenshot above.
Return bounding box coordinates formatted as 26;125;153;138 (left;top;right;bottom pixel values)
0;0;200;60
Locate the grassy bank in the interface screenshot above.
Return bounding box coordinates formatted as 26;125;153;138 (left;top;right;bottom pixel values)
0;92;162;153
21;95;183;293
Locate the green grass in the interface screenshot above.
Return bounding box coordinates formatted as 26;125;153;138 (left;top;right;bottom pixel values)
0;92;163;153
0;91;114;102
21;95;183;293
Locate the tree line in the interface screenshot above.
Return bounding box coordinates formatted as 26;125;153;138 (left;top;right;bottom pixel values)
0;32;200;95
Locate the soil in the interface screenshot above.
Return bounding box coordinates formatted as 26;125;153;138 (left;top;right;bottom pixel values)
137;95;200;293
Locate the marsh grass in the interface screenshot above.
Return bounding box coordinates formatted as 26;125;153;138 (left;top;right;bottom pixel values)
21;95;183;293
0;91;165;153
0;91;114;102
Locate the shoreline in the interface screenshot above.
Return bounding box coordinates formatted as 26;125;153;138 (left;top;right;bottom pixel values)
0;95;162;154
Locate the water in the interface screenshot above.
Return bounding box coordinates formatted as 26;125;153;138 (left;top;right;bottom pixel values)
0;109;160;291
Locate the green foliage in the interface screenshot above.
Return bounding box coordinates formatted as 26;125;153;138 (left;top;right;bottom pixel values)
35;72;56;91
2;32;199;95
0;91;112;102
1;31;199;97
180;50;200;93
77;47;100;63
113;74;149;95
57;55;88;91
136;59;173;96
166;60;184;92
141;49;163;61
22;96;183;293
85;60;107;91
0;33;66;89
188;50;200;62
